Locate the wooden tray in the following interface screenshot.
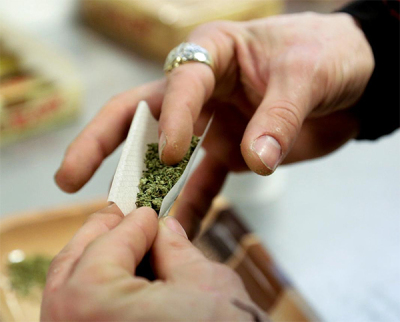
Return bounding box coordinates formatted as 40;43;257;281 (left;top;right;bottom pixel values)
0;200;107;321
0;198;318;321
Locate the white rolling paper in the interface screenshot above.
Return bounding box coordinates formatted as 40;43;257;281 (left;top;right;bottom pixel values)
108;101;211;217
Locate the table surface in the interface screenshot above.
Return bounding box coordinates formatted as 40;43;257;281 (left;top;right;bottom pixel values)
1;1;399;321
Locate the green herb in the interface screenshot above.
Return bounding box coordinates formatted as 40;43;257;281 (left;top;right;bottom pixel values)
8;255;52;296
136;136;199;213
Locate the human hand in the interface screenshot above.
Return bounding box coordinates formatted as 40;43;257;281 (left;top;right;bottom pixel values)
55;12;373;237
41;205;266;321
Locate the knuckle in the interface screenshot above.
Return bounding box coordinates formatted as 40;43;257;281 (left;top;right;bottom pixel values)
83;214;116;235
281;50;320;74
191;20;234;37
168;64;187;79
92;135;108;160
84;211;101;224
189;21;237;78
43;283;88;321
267;100;302;136
45;248;79;288
167;238;192;252
103;91;136;115
50;247;76;270
43;295;64;321
168;67;209;103
62;286;97;320
169;63;204;89
315;60;330;83
274;30;325;75
181;100;196;123
105;93;125;108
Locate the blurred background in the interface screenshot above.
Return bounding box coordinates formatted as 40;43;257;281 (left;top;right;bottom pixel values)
0;0;399;321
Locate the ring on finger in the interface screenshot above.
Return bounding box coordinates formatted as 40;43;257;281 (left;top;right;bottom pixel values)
163;42;214;73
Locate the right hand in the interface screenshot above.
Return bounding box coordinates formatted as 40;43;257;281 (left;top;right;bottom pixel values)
55;12;373;237
41;206;266;321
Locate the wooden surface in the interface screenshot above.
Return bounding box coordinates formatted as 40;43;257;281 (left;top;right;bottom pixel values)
0;200;107;322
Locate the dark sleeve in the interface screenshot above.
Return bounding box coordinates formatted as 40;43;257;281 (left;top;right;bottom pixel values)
339;0;399;140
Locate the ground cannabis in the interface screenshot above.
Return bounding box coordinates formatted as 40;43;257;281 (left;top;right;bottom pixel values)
8;255;52;296
136;136;199;213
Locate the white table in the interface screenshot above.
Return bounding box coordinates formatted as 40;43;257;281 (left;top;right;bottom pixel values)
1;1;399;321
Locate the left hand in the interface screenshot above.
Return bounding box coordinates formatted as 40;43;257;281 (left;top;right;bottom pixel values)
41;205;266;321
54;13;373;238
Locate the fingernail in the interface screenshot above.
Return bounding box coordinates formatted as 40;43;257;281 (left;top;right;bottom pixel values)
251;135;282;172
159;132;166;161
163;216;188;239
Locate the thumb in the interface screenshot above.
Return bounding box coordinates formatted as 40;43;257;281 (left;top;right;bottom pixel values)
152;216;207;280
241;73;313;175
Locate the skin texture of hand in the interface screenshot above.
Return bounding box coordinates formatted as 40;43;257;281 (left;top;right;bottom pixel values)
55;12;374;237
40;205;267;321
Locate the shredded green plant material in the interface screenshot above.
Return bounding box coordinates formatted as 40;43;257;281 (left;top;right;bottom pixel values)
7;255;52;296
136;136;199;213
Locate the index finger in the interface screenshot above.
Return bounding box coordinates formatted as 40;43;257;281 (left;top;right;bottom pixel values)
44;204;124;293
158;23;236;165
159;63;215;165
55;80;165;193
72;207;158;283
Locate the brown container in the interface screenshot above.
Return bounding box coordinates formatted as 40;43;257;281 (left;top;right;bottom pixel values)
80;0;283;60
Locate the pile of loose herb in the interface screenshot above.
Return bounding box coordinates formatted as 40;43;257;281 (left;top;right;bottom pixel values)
8;255;52;296
136;136;199;213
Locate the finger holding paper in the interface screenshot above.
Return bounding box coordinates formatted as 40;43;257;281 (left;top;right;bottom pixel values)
55;80;165;193
108;101;211;217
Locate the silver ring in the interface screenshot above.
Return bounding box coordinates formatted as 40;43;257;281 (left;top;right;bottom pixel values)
164;42;214;73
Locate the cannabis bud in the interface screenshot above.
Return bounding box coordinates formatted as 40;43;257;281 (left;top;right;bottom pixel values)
8;255;52;296
136;136;199;214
